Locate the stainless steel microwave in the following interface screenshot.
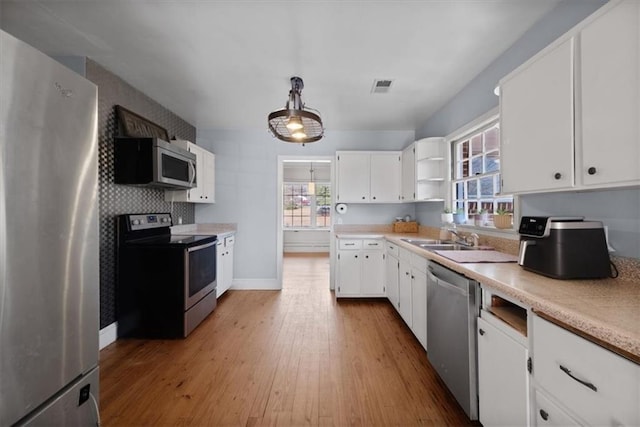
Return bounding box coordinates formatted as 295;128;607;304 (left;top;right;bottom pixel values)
114;137;196;189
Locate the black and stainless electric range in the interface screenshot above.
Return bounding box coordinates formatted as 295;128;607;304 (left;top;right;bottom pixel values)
116;213;217;338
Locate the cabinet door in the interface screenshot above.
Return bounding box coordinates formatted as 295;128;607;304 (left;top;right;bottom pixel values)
223;240;234;293
370;153;401;203
477;317;528;427
385;254;399;311
336;251;361;296
361;250;385;296
401;145;415;202
580;0;640;187
411;269;427;350
500;37;575;193
216;241;225;297
336;153;370;202
189;144;206;201
201;151;215;202
398;259;412;327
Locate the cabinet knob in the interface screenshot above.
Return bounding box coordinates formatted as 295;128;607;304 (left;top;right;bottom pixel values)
372;196;376;200
587;166;597;175
411;275;414;279
365;255;369;259
554;172;562;180
362;196;366;200
355;255;358;258
405;272;409;276
539;409;549;421
479;329;485;336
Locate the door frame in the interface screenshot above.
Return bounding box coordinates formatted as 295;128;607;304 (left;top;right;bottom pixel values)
276;155;335;288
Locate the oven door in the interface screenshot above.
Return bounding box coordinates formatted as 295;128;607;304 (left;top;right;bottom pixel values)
184;240;217;310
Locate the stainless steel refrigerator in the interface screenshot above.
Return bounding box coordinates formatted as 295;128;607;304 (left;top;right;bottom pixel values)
0;30;100;426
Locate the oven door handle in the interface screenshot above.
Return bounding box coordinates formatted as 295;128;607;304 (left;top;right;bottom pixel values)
187;240;217;252
189;159;197;187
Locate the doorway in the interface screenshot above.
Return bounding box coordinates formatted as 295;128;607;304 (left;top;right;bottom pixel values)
276;156;334;289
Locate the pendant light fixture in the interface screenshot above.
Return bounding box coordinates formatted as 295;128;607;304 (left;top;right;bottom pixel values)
308;162;315;195
268;77;324;145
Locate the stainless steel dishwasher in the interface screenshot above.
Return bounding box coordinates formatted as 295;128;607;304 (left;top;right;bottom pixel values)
426;260;480;421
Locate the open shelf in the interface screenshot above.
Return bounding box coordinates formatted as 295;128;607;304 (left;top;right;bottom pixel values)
488;295;528;337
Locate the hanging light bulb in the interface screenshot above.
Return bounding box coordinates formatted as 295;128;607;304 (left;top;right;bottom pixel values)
286;116;304;131
292;129;307;139
308;162;315;195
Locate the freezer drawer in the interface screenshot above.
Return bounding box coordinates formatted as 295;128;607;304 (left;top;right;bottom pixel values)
17;367;100;427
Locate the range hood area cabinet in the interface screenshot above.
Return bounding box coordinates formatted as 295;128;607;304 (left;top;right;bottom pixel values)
499;0;640;195
335;151;401;203
165;140;215;203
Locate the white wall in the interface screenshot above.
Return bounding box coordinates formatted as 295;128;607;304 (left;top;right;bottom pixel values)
195;129;414;281
412;0;640;259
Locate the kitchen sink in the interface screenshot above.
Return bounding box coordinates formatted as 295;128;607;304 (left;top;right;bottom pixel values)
401;238;477;251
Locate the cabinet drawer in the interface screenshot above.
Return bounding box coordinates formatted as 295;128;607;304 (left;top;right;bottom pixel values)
410;253;427;273
338;239;362;250
386;241;399;257
533;316;640;426
534;390;580;427
362;239;383;250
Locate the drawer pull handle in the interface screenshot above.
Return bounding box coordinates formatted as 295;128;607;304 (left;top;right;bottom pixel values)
559;365;597;392
479;329;485;336
345;243;355;246
368;243;378;246
539;409;549;421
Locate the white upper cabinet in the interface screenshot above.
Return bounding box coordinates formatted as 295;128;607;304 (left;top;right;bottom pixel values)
500;0;640;194
579;0;640;187
165;141;215;203
500;37;575;194
401;144;415;202
336;151;401;203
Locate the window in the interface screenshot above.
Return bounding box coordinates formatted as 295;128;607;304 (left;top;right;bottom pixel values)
452;121;513;226
283;183;331;228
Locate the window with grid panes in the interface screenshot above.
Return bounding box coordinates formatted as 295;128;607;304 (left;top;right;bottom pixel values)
283;183;331;228
452;121;513;226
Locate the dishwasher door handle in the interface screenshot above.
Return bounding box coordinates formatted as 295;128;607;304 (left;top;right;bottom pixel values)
427;271;468;296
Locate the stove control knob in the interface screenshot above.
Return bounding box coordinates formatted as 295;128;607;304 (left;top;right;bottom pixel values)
161;217;170;223
132;219;141;225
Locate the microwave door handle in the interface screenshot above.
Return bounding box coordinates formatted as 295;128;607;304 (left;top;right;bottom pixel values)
189;159;196;186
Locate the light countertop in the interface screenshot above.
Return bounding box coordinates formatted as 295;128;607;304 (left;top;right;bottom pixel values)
171;223;236;237
336;230;640;363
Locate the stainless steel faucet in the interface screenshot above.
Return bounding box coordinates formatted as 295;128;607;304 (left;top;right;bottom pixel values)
447;228;480;247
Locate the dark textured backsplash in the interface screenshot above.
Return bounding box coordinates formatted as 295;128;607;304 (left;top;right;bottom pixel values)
86;59;196;329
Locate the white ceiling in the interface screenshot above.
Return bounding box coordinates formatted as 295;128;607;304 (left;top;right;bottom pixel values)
0;1;561;131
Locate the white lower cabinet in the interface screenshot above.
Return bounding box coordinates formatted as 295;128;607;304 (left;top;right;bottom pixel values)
397;247;428;349
216;234;234;297
385;242;400;310
532;315;640;427
336;238;385;297
534;390;580;427
411;267;427;350
398;254;412;327
477;314;529;427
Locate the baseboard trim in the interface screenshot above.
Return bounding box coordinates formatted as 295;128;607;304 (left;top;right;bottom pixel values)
231;278;280;290
99;322;117;350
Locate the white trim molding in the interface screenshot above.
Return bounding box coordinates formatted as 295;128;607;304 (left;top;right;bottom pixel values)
99;322;118;350
231;278;280;291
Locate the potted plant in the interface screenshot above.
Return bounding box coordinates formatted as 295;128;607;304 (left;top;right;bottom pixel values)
441;208;454;224
493;208;513;229
474;209;489;226
452;208;465;225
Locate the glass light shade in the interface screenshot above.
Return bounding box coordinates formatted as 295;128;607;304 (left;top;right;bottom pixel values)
292;130;307;139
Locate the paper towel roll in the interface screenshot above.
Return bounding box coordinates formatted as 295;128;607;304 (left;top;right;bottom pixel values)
336;203;348;214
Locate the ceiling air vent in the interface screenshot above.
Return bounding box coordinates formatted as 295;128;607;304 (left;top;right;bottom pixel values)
371;79;394;94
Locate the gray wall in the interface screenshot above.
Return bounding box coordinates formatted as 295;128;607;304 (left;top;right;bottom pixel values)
195;129;414;280
414;0;640;259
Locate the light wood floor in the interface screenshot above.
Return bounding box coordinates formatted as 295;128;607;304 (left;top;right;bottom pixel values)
100;253;473;426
